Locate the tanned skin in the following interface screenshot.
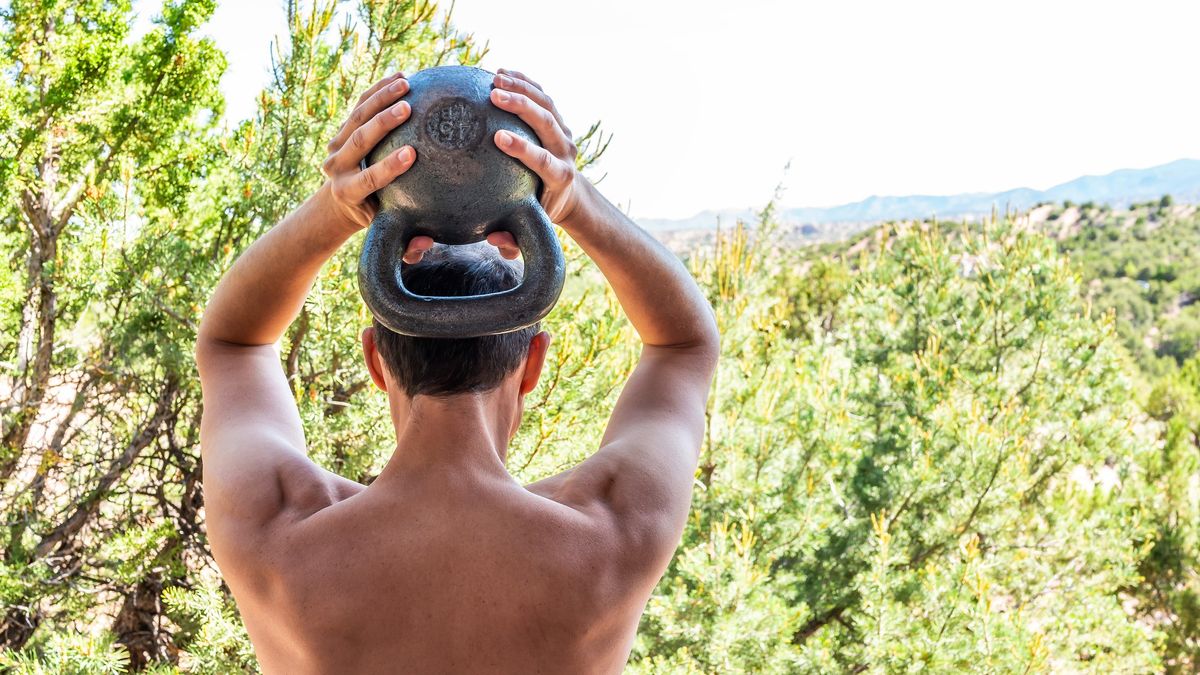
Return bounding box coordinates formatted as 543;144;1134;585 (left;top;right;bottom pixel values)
196;68;719;674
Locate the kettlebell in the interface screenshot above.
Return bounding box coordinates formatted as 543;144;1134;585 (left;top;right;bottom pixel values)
357;65;566;338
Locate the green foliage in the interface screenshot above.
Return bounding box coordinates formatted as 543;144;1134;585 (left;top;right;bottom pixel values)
1056;203;1200;671
1059;202;1200;371
624;217;1168;672
1137;359;1200;671
1161;313;1200;364
0;631;130;674
161;583;256;673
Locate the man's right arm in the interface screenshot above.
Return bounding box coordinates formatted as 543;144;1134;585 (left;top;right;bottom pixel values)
548;180;720;564
489;70;719;573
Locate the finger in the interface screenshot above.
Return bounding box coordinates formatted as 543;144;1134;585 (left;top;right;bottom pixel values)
497;68;543;92
497;69;564;136
330;77;410;154
493;73;567;131
344;145;415;203
490;89;572;158
486;231;516;248
356;71;405;106
328;77;410;155
330;99;411;171
402;235;435;264
486;231;520;260
494;130;571;187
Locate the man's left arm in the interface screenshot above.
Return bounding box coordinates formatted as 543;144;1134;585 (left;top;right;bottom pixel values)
197;71;419;538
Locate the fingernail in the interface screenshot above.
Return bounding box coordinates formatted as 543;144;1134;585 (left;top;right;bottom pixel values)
494;90;510;103
397;146;413;162
497;74;513;87
391;101;408;117
496;131;512;147
389;79;407;93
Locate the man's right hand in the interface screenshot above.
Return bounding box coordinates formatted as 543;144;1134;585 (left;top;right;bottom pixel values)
488;68;587;228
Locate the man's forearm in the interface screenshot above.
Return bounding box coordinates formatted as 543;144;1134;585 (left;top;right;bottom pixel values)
198;71;417;349
561;182;719;351
198;184;358;347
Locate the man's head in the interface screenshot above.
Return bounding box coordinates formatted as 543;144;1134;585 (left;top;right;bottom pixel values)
360;244;550;430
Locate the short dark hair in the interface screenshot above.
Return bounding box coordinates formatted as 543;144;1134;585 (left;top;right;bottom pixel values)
372;244;538;398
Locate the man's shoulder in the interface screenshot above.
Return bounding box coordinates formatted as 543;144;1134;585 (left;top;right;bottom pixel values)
515;478;675;601
523;451;691;575
207;461;364;576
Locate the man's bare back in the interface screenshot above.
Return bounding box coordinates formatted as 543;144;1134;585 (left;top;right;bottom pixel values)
214;469;661;673
197;67;718;673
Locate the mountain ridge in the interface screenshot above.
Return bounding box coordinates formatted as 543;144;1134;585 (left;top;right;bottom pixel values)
638;158;1200;231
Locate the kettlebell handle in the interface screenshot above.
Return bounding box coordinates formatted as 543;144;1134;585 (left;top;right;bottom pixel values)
357;198;565;338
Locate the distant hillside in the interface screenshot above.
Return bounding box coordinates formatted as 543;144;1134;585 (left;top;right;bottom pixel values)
639;158;1200;232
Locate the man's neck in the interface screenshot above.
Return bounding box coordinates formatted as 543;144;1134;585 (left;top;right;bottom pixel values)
375;390;516;481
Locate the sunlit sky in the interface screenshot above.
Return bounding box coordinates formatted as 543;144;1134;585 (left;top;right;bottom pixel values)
141;0;1200;220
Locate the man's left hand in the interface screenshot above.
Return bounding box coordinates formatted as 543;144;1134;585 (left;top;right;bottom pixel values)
321;71;417;230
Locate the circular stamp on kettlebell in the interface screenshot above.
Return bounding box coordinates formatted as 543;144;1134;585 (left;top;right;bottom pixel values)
424;98;484;150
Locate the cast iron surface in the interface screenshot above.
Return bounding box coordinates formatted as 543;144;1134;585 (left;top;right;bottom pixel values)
358;65;566;338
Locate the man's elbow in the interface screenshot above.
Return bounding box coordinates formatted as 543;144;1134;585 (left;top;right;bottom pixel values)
693;304;721;367
193;313;241;376
665;315;720;375
193;333;220;377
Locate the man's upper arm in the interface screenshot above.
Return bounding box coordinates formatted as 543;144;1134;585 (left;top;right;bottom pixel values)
196;340;349;549
530;344;716;566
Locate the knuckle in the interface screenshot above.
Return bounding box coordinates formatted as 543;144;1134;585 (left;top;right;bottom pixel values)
349;129;366;151
565;142;578;158
369;112;389;133
360;171;379;194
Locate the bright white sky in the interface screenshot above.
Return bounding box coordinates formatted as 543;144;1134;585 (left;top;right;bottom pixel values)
147;0;1200;219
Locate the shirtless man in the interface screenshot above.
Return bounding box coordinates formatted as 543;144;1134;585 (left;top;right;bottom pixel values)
196;68;719;673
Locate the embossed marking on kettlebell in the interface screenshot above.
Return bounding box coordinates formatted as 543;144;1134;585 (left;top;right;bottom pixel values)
425;98;483;150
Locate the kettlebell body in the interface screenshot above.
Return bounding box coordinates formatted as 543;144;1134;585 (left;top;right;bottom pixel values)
358;65;565;338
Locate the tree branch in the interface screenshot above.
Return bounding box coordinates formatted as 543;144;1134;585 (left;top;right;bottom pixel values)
33;381;178;560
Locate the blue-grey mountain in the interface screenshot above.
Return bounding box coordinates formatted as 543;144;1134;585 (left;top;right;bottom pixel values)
639;158;1200;231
